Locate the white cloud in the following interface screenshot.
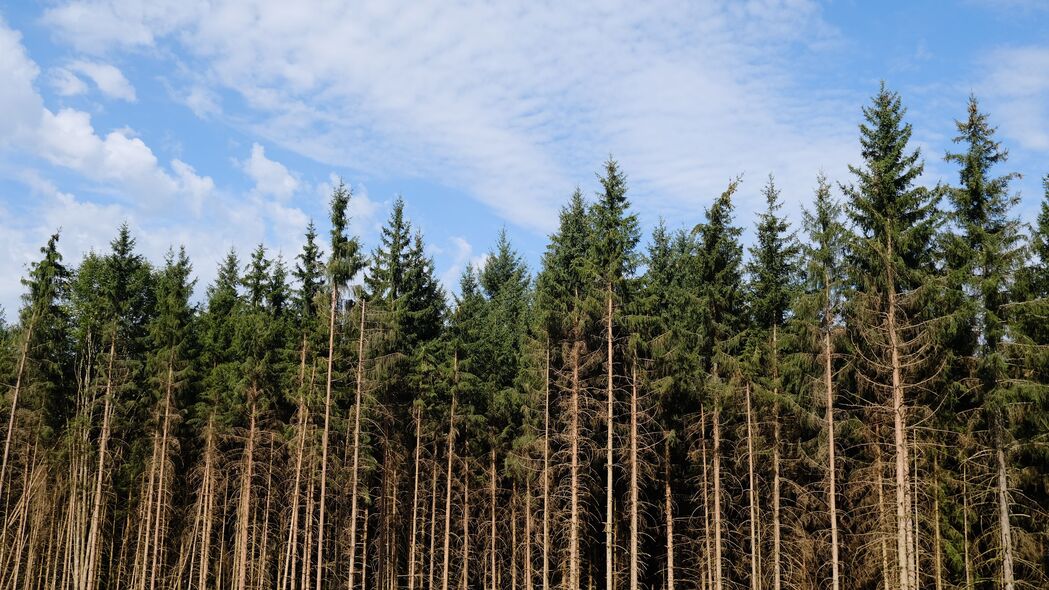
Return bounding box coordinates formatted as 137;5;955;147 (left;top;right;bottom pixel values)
241;143;298;199
39;0;854;235
68;60;137;101
49;67;89;96
980;47;1049;151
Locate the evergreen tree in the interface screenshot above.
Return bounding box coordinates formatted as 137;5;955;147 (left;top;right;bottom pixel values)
843;83;942;590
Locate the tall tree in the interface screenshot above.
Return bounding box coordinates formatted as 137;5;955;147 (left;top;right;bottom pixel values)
843;83;941;590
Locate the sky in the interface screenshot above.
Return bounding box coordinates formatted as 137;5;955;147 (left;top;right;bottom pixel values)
1;0;1048;315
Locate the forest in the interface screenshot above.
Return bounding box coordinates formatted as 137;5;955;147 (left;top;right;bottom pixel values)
0;85;1047;590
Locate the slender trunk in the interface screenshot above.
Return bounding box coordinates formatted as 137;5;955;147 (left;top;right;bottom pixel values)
887;248;912;590
823;328;840;590
525;478;533;590
628;361;639;590
962;461;972;590
410;407;423;590
316;284;339;590
236;398;257;590
490;450;498;590
664;438;674;590
569;341;581;590
84;336;117;590
701;408;712;590
428;449;439;590
875;436;890;590
542;343;551;590
441;357;458;590
346;299;367;590
932;455;942;590
149;366;174;590
996;425;1015;590
198;417;217;590
771;326;780;590
0;319;32;504
461;458;470;590
713;402;723;590
746;382;759;590
605;287;614;590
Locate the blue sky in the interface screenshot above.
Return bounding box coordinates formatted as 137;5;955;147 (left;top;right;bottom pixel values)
1;0;1048;314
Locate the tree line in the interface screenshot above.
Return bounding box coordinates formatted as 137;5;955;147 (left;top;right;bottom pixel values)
1;84;1047;590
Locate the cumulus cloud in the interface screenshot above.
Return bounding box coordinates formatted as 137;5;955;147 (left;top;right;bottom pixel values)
242;143;299;199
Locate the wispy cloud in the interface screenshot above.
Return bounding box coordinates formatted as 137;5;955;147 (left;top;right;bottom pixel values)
42;0;856;234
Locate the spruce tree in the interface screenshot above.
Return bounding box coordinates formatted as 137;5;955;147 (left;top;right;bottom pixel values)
745;175;800;590
843;83;941;590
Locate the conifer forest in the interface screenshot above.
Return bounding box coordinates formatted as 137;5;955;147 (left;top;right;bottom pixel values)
2;86;1048;590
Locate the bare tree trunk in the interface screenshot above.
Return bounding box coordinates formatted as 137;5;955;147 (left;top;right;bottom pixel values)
962;462;971;590
605;287;614;590
236;398;257;590
875;437;891;590
461;458;470;590
823;328;840;590
525;478;533;590
428;450;439;590
84;336;117;590
746;382;759;590
932;455;942;590
0;320;32;505
490;450;498;590
771;326;781;590
148;367;174;590
347;299;367;590
316;284;340;590
996;426;1015;590
542;343;551;590
410;407;423;590
713;401;723;590
441;357;458;590
569;341;581;590
701;408;712;590
887;257;912;590
664;438;674;590
629;361;639;590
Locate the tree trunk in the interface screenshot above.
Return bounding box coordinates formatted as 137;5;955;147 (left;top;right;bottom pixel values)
629;361;639;590
886;250;912;590
236;398;257;590
441;356;458;590
875;436;890;590
746;382;759;590
542;342;551;590
461;457;470;590
996;425;1015;590
823;328;840;590
713;401;723;590
932;455;942;590
428;447;439;590
605;286;615;590
410;406;423;590
570;341;581;590
664;438;674;590
771;326;781;590
525;477;533;590
701;407;712;590
0;319;32;505
316;284;340;590
490;450;498;590
347;299;367;590
84;336;117;590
